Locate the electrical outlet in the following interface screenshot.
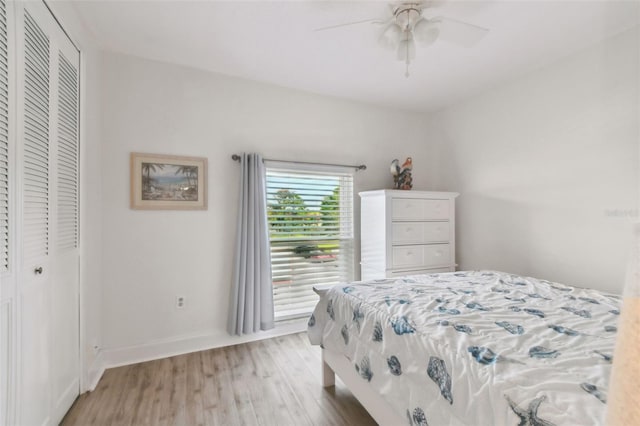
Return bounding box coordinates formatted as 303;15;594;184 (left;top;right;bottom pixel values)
176;296;186;309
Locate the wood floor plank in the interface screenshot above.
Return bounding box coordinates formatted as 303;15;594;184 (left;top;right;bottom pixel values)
185;352;205;426
128;359;156;425
201;344;241;425
253;339;315;426
147;357;174;426
225;343;262;425
288;333;376;424
265;335;349;426
61;332;376;426
237;340;301;426
166;354;188;425
94;362;138;425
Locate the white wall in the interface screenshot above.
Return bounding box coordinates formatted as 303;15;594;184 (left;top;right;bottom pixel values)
49;2;639;377
98;51;435;358
430;28;639;293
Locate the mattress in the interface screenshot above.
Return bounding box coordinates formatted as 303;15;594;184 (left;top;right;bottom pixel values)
307;271;620;426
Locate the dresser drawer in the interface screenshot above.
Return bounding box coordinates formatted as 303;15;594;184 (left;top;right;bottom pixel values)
392;244;451;269
392;222;450;244
392;198;450;220
387;267;454;277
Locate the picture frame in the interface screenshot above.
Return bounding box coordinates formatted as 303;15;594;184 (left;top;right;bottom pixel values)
130;152;208;210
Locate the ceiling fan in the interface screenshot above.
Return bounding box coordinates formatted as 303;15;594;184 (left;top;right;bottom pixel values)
315;1;489;77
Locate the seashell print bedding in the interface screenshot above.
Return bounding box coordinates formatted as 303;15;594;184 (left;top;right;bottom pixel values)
307;271;620;426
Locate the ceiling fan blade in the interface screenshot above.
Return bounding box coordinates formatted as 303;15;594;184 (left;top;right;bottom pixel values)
423;0;448;9
433;16;489;47
314;18;386;32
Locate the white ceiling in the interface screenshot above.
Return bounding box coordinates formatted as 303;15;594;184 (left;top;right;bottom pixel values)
66;0;640;112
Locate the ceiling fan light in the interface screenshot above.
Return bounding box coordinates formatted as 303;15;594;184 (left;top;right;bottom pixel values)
378;22;402;49
413;18;440;46
396;37;416;63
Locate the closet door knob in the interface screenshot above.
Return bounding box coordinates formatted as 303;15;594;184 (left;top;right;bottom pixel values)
34;266;43;275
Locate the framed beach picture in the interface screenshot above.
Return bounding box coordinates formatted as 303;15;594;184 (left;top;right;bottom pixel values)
130;153;208;210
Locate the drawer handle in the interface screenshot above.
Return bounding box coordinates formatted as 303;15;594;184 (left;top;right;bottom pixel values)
406;251;413;256
34;266;43;275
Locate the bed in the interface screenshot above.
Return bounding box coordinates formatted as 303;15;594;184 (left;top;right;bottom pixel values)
307;270;620;426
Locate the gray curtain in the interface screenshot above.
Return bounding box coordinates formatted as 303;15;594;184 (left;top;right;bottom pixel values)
228;153;275;335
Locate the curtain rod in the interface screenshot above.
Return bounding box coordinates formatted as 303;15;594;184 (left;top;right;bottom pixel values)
231;154;366;171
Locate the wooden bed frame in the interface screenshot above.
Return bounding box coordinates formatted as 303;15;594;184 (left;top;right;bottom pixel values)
321;348;404;425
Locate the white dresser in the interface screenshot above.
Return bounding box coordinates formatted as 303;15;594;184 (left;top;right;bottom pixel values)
359;190;459;280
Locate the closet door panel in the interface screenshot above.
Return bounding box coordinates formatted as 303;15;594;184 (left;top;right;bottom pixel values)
0;0;80;423
17;4;52;425
19;279;52;426
50;43;79;426
50;253;79;424
17;1;80;424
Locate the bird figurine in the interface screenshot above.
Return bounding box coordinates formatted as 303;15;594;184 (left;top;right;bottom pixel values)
398;157;413;190
390;159;400;178
390;157;413;190
400;157;413;174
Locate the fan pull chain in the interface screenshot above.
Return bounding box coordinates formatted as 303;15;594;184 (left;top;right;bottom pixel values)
405;9;410;78
405;33;410;78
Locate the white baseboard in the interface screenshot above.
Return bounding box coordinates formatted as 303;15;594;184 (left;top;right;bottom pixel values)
85;350;106;392
101;319;308;370
53;378;81;424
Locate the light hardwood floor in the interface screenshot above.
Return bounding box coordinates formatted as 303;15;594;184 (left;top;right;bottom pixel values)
61;332;376;426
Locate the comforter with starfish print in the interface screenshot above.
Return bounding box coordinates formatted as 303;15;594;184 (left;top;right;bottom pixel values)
307;271;620;426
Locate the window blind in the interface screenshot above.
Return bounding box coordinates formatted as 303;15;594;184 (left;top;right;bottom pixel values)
266;167;354;320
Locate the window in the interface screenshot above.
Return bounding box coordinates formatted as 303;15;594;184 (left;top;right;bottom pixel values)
266;165;354;320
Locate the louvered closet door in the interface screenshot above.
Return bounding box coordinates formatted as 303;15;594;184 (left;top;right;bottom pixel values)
50;32;80;426
0;0;7;277
0;1;13;425
16;1;80;425
18;5;52;425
